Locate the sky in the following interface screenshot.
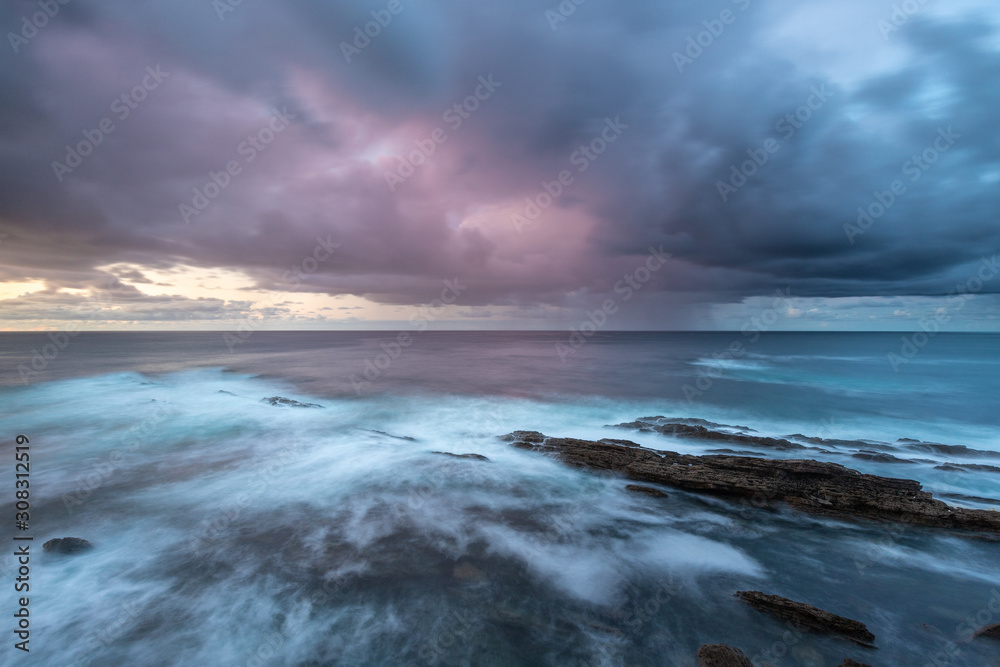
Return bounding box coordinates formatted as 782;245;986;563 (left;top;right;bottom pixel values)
1;0;999;331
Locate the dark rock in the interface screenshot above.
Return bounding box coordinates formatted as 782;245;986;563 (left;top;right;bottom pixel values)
616;417;807;451
368;430;417;441
839;659;872;667
735;591;875;647
499;430;546;444
852;451;917;464
218;390;237;396
626;484;669;498
706;449;761;456
903;441;1000;459
432;451;490;461
696;643;753;667
935;463;1000;474
261;396;323;408
975;623;1000;639
500;430;1000;534
43;537;93;554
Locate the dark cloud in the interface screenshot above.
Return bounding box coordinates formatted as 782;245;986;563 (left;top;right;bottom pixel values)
0;0;998;327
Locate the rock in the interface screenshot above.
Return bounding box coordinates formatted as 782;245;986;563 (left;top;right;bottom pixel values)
261;396;323;408
735;591;876;647
974;623;1000;639
499;430;546;444
500;430;1000;534
616;418;807;451
839;659;872;667
432;451;490;461
903;441;1000;459
368;430;417;441
43;537;93;554
852;451;917;464
935;463;1000;474
696;644;753;667
626;484;669;498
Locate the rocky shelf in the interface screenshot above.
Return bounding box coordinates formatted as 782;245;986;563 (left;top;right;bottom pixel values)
499;430;1000;534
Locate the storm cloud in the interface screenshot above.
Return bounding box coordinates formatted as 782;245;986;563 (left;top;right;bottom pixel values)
1;0;998;329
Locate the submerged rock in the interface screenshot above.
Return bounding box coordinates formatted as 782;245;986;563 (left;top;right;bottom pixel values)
261;396;324;408
839;659;872;667
500;430;1000;534
975;623;1000;639
902;440;1000;459
368;430;417;441
625;484;669;498
616;418;807;451
43;537;93;554
852;451;918;464
696;643;753;666
735;591;876;647
432;451;490;461
935;462;1000;474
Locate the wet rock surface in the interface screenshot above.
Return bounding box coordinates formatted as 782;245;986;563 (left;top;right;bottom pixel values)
625;484;669;498
261;396;324;408
975;623;1000;639
735;591;876;647
500;430;1000;533
616;417;808;451
43;537;93;554
696;643;753;666
432;451;490;461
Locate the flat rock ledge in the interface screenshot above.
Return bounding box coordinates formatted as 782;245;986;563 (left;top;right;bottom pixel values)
735;591;876;648
43;537;93;554
499;431;1000;534
696;644;752;667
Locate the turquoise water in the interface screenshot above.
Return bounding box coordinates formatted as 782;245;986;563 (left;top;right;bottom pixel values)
0;332;998;665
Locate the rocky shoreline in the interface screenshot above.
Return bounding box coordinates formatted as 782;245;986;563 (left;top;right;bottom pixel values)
500;427;1000;534
500;421;1000;663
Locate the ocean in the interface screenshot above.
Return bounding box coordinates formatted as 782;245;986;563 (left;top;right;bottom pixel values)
1;331;998;666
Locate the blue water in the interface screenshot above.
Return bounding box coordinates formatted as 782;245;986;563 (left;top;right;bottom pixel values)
0;332;998;665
